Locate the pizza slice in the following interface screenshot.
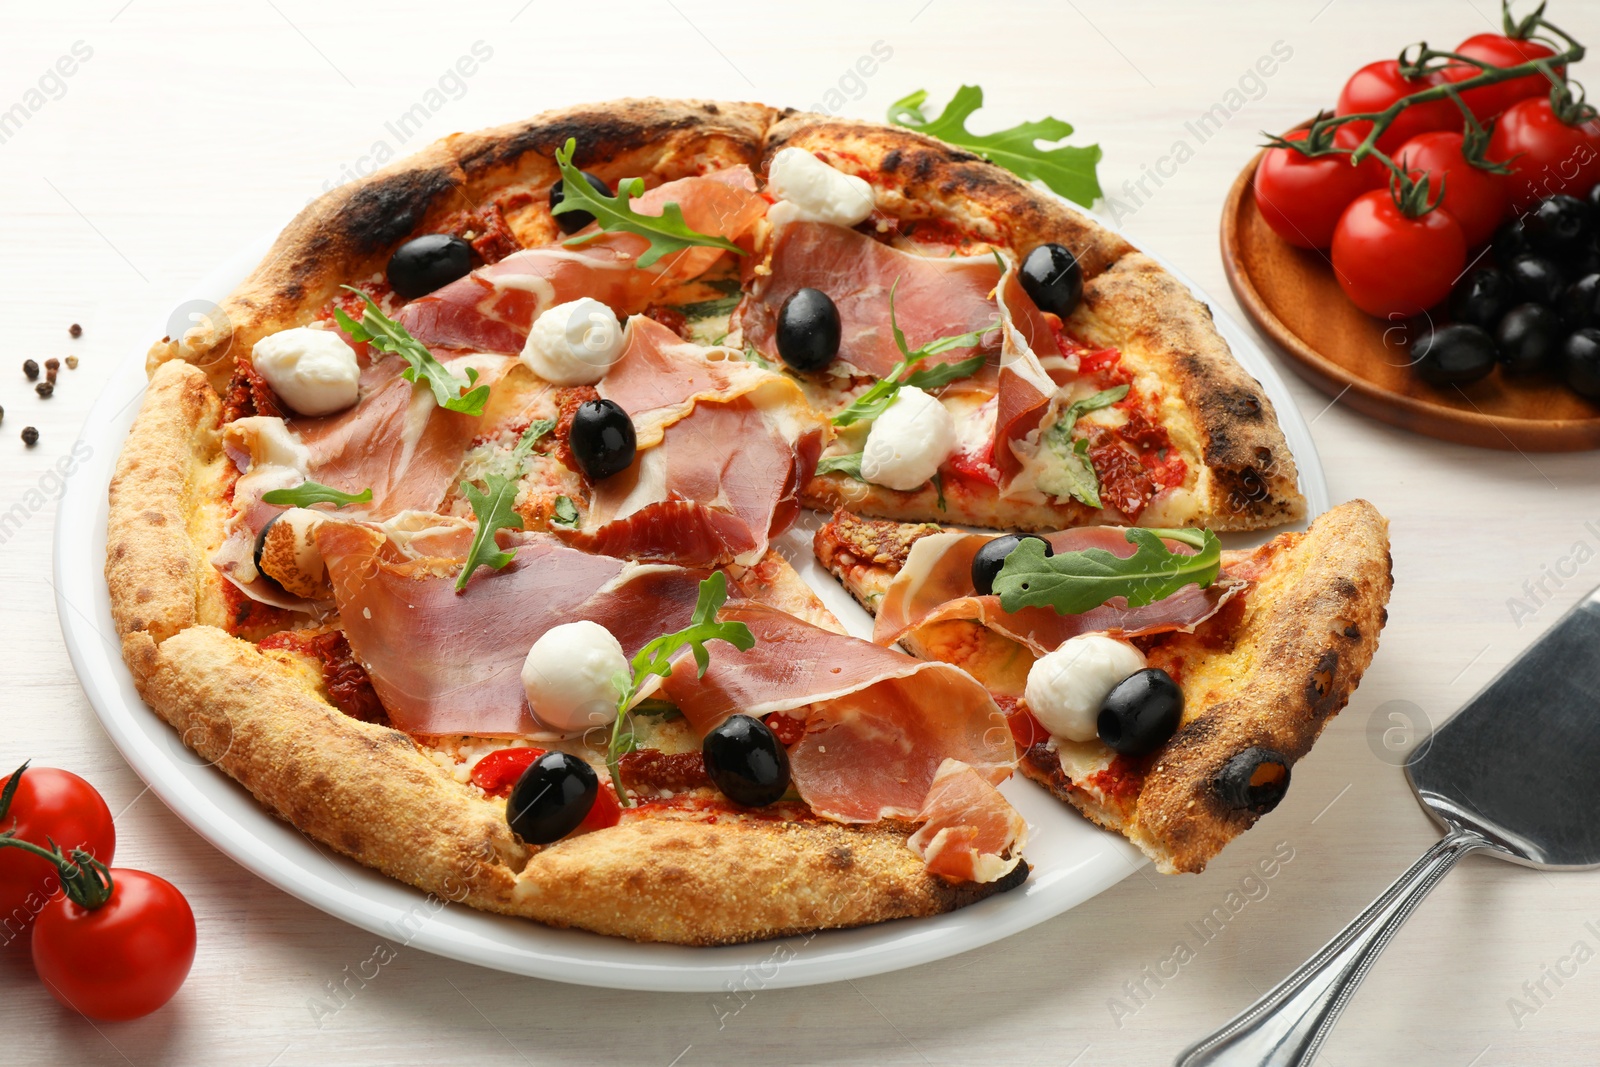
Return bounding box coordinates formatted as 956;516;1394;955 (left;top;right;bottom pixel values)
814;501;1391;872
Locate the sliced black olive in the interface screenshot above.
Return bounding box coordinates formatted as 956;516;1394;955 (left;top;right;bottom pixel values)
775;288;842;372
702;714;791;807
1448;268;1513;330
568;399;637;482
1216;747;1291;815
1495;303;1563;376
970;533;1053;596
506;751;598;844
1506;255;1567;307
1560;273;1600;330
1411;323;1497;386
549;171;612;234
1097;668;1184;757
1563;328;1600;400
253;513;280;573
1020;243;1083;319
386;233;473;300
1524;195;1591;257
1492;218;1530;265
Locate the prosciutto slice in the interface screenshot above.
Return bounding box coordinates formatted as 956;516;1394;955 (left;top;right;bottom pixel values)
873;527;1245;655
737;221;1002;378
908;760;1028;883
396;167;766;355
992;267;1064;488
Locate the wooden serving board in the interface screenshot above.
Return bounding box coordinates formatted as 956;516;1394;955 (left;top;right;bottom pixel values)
1220;147;1600;451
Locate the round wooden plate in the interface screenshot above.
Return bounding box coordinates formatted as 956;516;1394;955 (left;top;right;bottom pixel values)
1220;146;1600;451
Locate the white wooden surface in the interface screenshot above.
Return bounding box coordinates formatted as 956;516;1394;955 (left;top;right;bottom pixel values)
4;1;1600;1063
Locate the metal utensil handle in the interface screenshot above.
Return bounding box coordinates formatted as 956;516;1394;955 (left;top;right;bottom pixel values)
1174;825;1488;1067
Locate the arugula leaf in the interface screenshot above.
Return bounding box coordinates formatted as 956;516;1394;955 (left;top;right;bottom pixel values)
605;572;756;804
740;344;772;370
814;452;864;478
552;138;746;269
336;287;490;416
551;495;580;527
831;280;995;427
993;527;1222;616
931;471;947;512
453;419;556;591
1037;385;1129;508
260;481;373;508
888;86;1103;207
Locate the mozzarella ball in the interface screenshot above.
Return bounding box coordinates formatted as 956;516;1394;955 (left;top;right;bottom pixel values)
1025;634;1148;743
521;621;627;734
766;147;875;229
859;386;956;491
250;327;361;416
520;298;626;385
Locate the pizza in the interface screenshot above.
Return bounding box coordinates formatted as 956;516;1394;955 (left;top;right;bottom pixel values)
105;97;1359;947
814;500;1392;873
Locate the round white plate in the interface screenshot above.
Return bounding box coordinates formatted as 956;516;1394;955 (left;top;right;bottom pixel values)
55;220;1329;992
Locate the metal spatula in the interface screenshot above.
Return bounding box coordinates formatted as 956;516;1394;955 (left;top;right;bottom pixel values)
1176;584;1600;1066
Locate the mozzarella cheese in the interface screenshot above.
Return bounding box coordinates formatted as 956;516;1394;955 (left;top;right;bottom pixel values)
250;327;361;416
766;147;875;229
520;298;625;385
1024;634;1147;742
859;386;956;491
225;415;312;473
521;621;627;734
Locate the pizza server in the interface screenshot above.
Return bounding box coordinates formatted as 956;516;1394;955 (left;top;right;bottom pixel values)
1176;584;1600;1066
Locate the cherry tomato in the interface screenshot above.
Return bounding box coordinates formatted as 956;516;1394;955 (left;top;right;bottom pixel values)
32;868;195;1021
468;747;546;798
1489;96;1600;207
1443;34;1564;121
1332;190;1467;317
1336;60;1460;154
577;780;622;833
1396;131;1510;247
0;765;115;937
1255;127;1386;249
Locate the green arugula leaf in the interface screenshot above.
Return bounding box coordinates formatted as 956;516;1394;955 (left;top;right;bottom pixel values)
552;138;747;269
260;481;373;508
814;452;864;478
453;419;556;591
993;527;1221;616
931;471;947;512
336;287;490;415
1037;385;1129;508
551;495;580;527
831;280;994;427
740;344;772;370
604;573;756;804
888;86;1103;207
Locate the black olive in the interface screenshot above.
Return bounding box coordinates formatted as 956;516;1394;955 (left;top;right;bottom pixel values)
1506;255;1567;307
775;288;842;372
1495;303;1564;376
1411;323;1497;386
1590;184;1600;212
1561;241;1600;279
702;714;791;807
1563;328;1600;400
549;171;613;234
1492;218;1530;265
1019;243;1083;319
1447;268;1513;330
253;514;280;573
568;399;637;482
1524;195;1591;257
1560;273;1600;330
1216;747;1291;815
506;751;598;844
1097;668;1184;757
970;533;1053;596
386;233;473;301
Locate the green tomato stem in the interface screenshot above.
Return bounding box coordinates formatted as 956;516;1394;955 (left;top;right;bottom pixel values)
0;833;115;910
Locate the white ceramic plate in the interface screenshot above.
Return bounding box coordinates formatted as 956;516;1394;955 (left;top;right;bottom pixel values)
54;219;1329;992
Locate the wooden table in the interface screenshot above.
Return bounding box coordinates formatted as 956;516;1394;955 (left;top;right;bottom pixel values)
4;1;1598;1063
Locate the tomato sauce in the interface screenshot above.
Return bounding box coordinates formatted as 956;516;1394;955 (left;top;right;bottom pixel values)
258;630;387;724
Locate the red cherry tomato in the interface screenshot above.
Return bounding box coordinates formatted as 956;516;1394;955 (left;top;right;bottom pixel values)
1395;131;1510;247
1255;128;1386;249
578;781;622;833
32;868;196;1021
469;747;546;798
1489;95;1600;207
1443;34;1564;120
0;765;115;937
1336;60;1460;154
1331;190;1467;318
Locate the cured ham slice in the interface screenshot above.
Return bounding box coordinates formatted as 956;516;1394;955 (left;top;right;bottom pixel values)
598;316;775;448
908;759;1028;883
396;167;765;355
738;221;1002;379
992;266;1063;488
873;527;1245;655
658;601;1015;823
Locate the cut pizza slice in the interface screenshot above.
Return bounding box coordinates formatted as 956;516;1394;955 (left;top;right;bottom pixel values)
814;501;1391;873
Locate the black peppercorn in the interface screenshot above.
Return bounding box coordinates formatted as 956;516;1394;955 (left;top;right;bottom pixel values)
23;359;39;381
21;426;38;446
